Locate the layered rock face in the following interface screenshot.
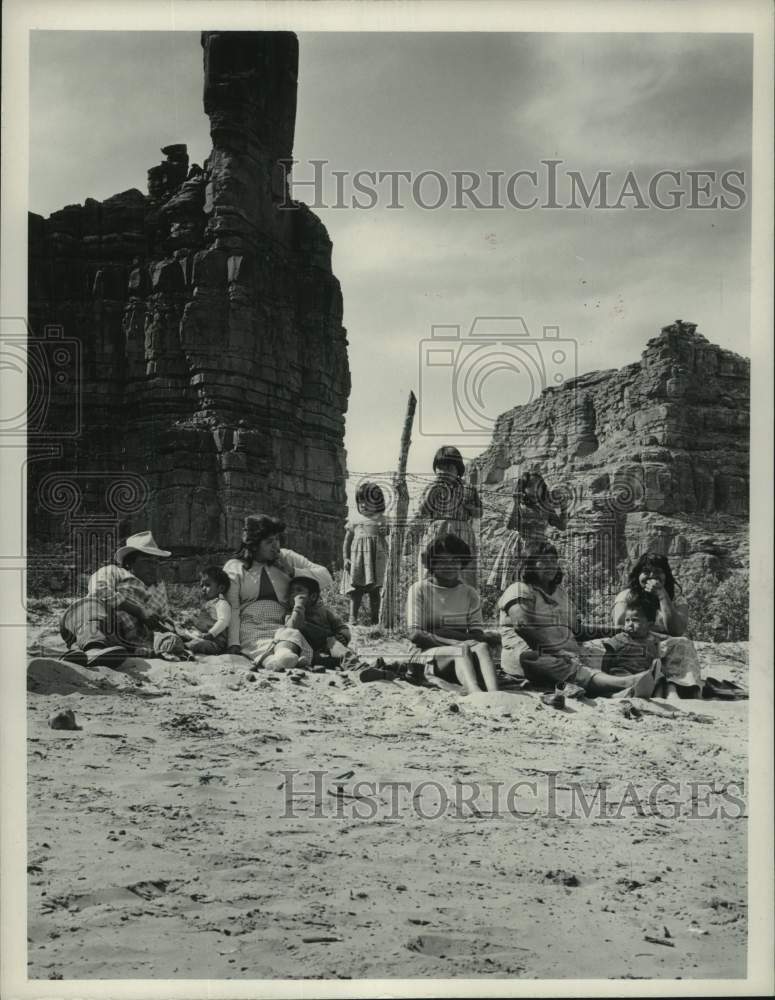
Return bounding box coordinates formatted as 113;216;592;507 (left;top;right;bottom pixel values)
468;322;749;621
28;32;350;582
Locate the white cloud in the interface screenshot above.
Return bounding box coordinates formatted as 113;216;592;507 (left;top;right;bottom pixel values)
29;30;752;495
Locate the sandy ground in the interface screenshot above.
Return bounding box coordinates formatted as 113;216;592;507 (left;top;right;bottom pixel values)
26;629;748;981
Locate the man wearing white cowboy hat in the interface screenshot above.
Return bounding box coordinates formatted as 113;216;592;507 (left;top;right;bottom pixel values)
59;530;185;666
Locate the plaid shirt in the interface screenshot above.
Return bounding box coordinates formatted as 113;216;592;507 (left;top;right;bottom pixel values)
88;563;171;651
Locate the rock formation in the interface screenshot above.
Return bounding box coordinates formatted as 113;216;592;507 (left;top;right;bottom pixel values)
468;321;749;626
27;31;350;583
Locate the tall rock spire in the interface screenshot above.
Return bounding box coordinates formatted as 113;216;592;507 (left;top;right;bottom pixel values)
28;31;350;579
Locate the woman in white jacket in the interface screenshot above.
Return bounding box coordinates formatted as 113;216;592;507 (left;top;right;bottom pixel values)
224;514;333;665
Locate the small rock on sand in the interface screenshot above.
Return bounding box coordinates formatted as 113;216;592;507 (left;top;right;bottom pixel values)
48;710;81;731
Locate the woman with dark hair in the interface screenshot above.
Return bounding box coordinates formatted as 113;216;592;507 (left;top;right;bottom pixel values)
406;533;498;694
615;552;684;635
487;470;567;591
340;480;390;625
223;514;333;665
612;551;701;698
412;445;482;588
497;541;661;697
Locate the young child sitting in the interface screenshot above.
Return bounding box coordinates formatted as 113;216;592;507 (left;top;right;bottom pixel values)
601;592;662;676
261;573;353;671
181;566;232;655
406;533;498;694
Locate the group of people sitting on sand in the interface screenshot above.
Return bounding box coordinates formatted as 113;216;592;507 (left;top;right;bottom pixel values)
56;443;708;703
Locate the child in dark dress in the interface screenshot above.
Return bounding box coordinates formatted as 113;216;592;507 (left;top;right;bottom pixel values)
601;592;662;676
261;574;352;671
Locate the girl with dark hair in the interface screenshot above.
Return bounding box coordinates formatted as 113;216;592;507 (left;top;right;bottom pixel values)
406;533;498;694
181;566;233;655
612;551;701;698
412;445;483;589
487;470;567;591
340;480;390;624
497;541;662;697
223;514;333;665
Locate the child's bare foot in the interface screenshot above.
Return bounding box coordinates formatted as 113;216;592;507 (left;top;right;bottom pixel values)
664;680;681;702
630;659;663;698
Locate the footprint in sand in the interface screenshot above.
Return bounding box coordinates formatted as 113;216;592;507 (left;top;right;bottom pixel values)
408;931;530;958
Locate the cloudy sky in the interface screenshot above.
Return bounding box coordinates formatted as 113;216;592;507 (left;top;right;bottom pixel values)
30;30;752;500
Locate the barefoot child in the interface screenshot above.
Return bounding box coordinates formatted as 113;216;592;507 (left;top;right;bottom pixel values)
341;481;390;624
182;566;232;655
262;574;352;671
406;533;498;694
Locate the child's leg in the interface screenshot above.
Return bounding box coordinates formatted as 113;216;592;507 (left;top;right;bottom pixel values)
664;682;680;702
262;640;300;671
426;649;481;695
349;590;363;625
368;588;381;625
471;641;499;692
185;637;220;655
450;652;483;695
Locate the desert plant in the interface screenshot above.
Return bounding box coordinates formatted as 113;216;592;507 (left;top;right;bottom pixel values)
683;573;749;642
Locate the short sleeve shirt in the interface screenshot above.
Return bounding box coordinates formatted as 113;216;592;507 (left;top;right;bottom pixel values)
497;582;577;653
406;578;483;633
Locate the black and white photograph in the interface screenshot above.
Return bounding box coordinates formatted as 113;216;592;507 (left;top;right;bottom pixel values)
1;0;772;995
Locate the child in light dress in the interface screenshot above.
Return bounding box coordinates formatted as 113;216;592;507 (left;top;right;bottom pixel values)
341;481;390;625
262;574;353;671
181;566;232;655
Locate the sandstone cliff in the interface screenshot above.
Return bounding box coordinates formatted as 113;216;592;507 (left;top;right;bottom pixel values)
468;321;749;632
27;32;350;582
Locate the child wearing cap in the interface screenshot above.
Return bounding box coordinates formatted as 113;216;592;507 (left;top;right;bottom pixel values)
260;573;352;671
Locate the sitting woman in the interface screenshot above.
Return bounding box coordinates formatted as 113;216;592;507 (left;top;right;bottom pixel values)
612;552;702;699
224;514;333;667
498;541;661;698
406;533;498;695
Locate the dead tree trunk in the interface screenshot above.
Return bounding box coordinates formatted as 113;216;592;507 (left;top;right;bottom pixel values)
378;390;417;630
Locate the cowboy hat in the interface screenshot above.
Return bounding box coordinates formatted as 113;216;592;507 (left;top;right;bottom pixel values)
115;531;171;565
